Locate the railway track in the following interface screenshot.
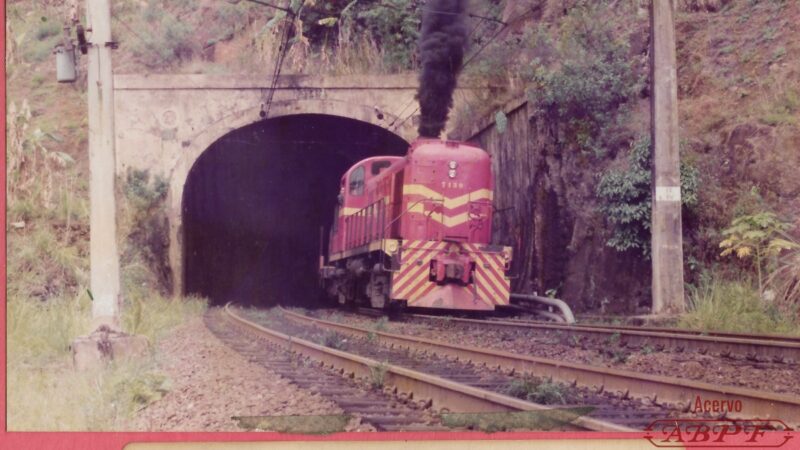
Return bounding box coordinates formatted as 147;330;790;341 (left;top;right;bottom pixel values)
205;308;441;431
281;307;800;427
388;310;800;363
217;305;635;432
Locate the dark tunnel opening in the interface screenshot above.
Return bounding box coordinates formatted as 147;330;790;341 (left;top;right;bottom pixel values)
183;114;409;307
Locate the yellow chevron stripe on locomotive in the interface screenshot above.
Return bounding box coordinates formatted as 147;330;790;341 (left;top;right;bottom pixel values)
390;239;512;310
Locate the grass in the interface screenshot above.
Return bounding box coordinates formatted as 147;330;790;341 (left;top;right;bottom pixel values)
759;88;798;126
369;361;389;389
8;289;205;430
373;316;388;332
319;330;347;350
505;377;567;405
7;48;206;429
679;276;800;336
122;294;207;345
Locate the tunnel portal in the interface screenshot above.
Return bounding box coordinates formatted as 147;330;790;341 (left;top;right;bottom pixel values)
182;114;408;307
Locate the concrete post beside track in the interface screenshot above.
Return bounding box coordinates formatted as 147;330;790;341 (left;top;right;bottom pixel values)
650;0;686;314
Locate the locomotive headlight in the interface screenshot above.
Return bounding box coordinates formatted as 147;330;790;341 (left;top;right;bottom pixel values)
386;241;399;253
502;248;512;261
448;161;457;169
448;169;457;178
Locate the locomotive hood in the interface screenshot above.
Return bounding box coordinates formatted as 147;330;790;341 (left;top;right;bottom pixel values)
402;139;493;239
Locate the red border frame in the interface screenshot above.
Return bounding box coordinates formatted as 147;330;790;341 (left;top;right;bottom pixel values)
0;1;798;448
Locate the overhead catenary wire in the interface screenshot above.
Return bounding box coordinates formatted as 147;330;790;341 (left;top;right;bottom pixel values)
260;12;295;119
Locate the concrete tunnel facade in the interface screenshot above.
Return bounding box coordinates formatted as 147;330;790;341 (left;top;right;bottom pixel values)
113;74;439;304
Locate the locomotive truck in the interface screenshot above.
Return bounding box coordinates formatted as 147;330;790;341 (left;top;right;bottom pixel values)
319;139;512;311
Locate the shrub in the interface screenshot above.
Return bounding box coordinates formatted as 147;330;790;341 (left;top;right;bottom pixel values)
129;0;198;69
120;169;172;296
597;136;700;257
524;4;644;156
356;0;421;71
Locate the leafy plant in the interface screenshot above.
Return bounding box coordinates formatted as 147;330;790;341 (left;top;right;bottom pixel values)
597;136;700;257
719;212;799;296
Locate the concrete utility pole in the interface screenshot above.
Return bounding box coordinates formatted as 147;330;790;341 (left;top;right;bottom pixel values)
73;0;147;370
650;0;685;314
87;0;122;329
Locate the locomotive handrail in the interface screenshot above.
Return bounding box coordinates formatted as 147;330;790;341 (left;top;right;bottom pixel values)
380;197;431;235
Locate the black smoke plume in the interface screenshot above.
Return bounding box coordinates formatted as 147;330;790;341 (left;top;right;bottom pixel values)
417;0;469;138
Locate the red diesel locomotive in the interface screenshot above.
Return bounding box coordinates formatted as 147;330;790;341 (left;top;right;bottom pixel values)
320;139;512;311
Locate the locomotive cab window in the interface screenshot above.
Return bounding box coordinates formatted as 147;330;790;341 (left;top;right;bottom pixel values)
371;160;392;175
349;165;365;196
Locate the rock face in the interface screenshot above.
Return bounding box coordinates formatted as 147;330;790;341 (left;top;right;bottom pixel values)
466;100;650;313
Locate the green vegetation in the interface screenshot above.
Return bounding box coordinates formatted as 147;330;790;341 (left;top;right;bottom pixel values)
524;4;644;157
597;136;700;257
7;2;208;430
320;330;347;350
719;212;799;295
123;295;207;344
8;288;205;430
679;274;799;336
23;16;63;62
129;0;198;68
120;169;173;300
369;361;389;388
505;376;567;405
356;0;420;71
373;316;389;331
759;88;799;126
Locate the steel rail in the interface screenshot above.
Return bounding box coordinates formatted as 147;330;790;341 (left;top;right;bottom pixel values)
559;318;800;343
222;304;630;432
403;313;800;363
281;307;800;424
